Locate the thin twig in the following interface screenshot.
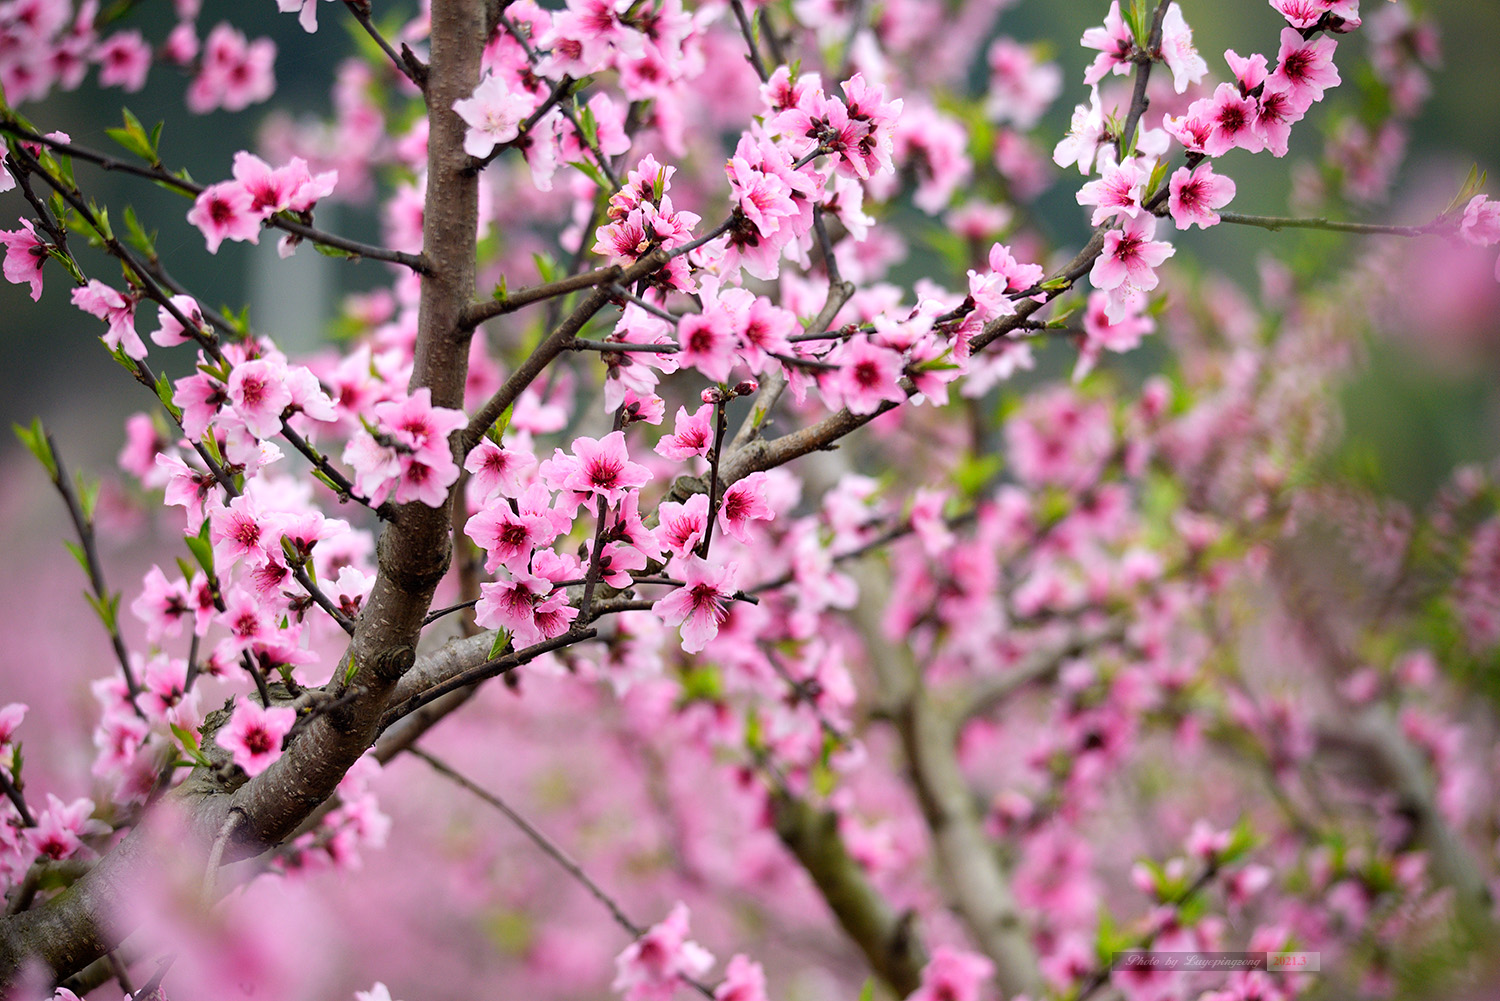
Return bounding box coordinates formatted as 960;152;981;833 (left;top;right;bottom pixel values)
343;0;423;88
729;0;770;82
411;748;646;936
46;435;142;706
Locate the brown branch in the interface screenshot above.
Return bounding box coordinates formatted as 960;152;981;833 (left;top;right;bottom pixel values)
770;792;926;996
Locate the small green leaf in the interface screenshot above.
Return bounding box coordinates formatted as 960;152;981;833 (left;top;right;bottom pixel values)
485;403;515;445
313;242;359;259
311;467;342;494
575;100;600;150
183;522;214;576
532;252;561;285
1146;159;1170;200
492;275;509;301
62;540;88;573
156;372;183;420
1047;303;1080;328
105;107;155;163
857;979;875;1001
568;158;610;192
342;653;361;687
122;204;157;257
13;418;57;479
45;245;86;286
85;590;121;633
169;722;212;767
488;629;513;660
75;472;99;523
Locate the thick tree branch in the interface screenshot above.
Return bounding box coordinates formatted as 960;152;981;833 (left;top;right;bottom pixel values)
0;0;486;984
770;792;926;996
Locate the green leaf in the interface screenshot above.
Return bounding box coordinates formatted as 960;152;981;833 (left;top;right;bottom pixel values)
183;521;214;577
73;474;99;524
492;275;508;302
485;403;515;445
155;372;183;421
12;418;57;480
857;980;875;1001
169;722;212;768
1442;163;1487;219
575;99;600;150
1145;158;1170;201
343;653;361;687
85;590;121;633
314;242;359;259
62;540;88;574
488;629;513;660
105;107;156;163
122;204;157;258
45;245;86;286
87;201;112;242
532;252;561;285
310;467;343;494
1039;275;1072;292
568;158;610;192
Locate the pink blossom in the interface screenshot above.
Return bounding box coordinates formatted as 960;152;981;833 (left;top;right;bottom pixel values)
173;371;230;440
1253;84;1302;158
1075;289;1155;380
232;152;336;216
718;472;775;543
653;556;740;653
1198;83;1266;157
466;500;556;574
93;30;150;91
23;794;104;862
1081;3;1134;86
187;24;276;114
678;309;740;383
1159;4;1208;94
562;430;653;506
1168;162;1236;229
277;0;337;33
656;404;715;460
71;280;144;359
1006;386;1115;490
1053;87;1108;174
151;294;209;347
1460;195;1500;247
908;946;994;1001
474;570;579;648
714;956;767;1001
1267;28;1340;114
1090;214;1175;300
823;337;907;415
219;700;296;777
986;38;1062;129
656;493;710;559
187;181;262;253
228;357;293;439
0;218;47;301
354;983;402;1001
613;901;716;1001
131;566;194;644
454;73;536;158
1076;158;1146;227
464;438;535;498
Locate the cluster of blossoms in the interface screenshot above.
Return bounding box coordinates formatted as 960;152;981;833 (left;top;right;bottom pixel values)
0;0;274;113
187;152;338;256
